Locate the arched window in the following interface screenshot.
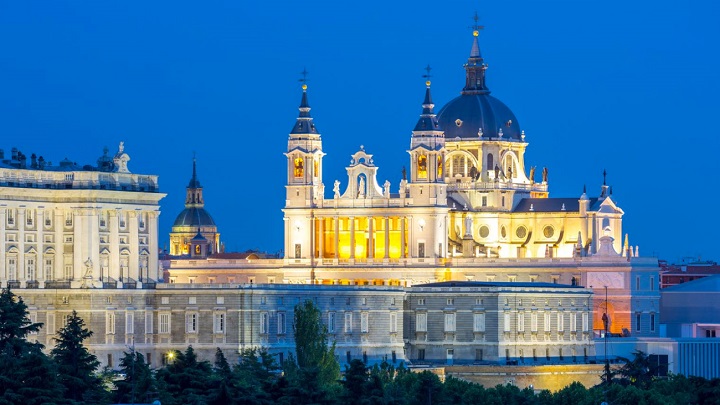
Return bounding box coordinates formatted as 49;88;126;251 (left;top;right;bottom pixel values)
313;160;319;178
486;153;494;171
437;156;443;177
417;155;427;179
293;157;304;178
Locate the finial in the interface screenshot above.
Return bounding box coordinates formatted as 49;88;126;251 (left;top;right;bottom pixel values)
423;64;432;87
470;11;484;37
603;169;607;185
583;184;587;194
299;67;309;91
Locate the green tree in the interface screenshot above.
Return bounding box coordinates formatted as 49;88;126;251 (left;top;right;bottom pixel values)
155;346;214;405
114;350;157;404
51;310;107;403
0;288;66;404
615;350;658;389
293;299;340;387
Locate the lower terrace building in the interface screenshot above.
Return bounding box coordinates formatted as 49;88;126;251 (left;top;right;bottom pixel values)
17;281;593;370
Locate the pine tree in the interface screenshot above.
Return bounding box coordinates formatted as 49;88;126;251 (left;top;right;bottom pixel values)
0;288;65;404
155;346;214;405
114;350;157;404
51;310;107;403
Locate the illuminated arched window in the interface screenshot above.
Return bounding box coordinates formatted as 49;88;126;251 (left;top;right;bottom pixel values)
294;157;304;178
417;155;427;179
313;160;318;177
437;156;443;177
195;245;201;254
486;153;494;171
504;155;516;179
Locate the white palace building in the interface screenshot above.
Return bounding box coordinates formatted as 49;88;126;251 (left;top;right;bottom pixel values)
4;21;717;387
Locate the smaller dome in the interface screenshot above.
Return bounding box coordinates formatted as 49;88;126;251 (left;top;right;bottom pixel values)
173;207;216;227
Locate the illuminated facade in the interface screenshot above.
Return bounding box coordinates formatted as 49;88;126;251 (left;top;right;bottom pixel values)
275;28;660;338
0;143;164;289
169;159;220;256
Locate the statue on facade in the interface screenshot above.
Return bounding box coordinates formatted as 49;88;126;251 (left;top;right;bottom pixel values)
494;164;500;181
542;167;548;183
529;166;535;183
383;180;390;197
333;180;340;198
401;166;407;181
358;177;366;198
464;215;473;237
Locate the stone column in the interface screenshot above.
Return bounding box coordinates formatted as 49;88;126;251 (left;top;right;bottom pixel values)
37;209;44;286
384;217;390;259
334;217;339;259
349;216;355;259
317;218;324;259
17;209;25;282
367;217;374;259
129;211;139;281
109;211;120;281
54;210;63;280
148;211;159;281
73;209;83;280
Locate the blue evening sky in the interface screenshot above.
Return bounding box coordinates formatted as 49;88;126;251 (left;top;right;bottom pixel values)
0;1;718;262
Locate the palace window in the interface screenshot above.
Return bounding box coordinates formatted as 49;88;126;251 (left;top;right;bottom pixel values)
106;312;116;335
328;312;336;333
557;312;564;332
473;313;485;332
531;312;538;332
444;313;456;332
159;313;170;334
277;312;286;335
360;312;369;333
214;313;225;334
126;312;134;335
260;312;269;334
389;313;397;333
504;313;511;332
416;313;427;332
185;313;197;334
344;312;353;333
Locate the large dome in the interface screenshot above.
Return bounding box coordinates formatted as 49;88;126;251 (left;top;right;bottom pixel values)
173;207;216;227
437;93;522;140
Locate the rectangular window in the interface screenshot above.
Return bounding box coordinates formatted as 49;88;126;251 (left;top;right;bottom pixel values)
636;313;641;332
126;311;134;334
447;298;454;306
557;312;564;332
106;312;116;334
444;313;456;332
186;313;197;333
159;313;170;334
517;312;525;332
277;312;286;335
107;354;113;368
473;313;485;332
475;349;483;361
503;312;511;332
418;349;425;361
543;312;551;332
214;313;225;334
650;276;655;291
418;242;425;258
360;312;369;333
636;276;641;290
650;313;656;332
570;312;577;332
582;312;589;332
389;313;397;333
328;312;336;333
481;196;487;207
260;312;269;334
145;312;154;334
416;313;427;332
6;209;14;225
531;312;538;332
418;298;425;306
29;312;38;335
344;312;353;333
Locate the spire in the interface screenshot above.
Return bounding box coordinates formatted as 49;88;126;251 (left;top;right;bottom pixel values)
413;70;442;133
188;156;201;188
462;12;490;95
290;80;320;135
185;157;204;207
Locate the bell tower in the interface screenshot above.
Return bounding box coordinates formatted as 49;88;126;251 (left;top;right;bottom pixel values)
285;83;325;208
408;79;446;205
